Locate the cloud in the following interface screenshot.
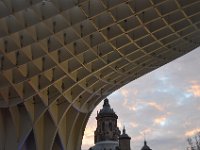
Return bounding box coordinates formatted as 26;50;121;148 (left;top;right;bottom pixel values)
154;116;167;126
185;128;200;137
145;101;164;111
117;120;123;129
82;121;96;149
140;128;153;136
120;89;129;98
187;82;200;97
130;122;138;128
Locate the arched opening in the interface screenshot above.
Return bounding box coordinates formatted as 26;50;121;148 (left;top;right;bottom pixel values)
82;48;200;150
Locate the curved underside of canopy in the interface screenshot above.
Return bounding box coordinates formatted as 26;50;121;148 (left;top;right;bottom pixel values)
0;0;199;149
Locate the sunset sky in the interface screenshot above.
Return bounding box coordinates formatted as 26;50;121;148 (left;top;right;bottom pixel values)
82;47;200;150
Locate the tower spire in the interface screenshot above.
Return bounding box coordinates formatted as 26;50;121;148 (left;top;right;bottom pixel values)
144;133;147;145
141;134;152;150
123;126;126;134
103;98;110;107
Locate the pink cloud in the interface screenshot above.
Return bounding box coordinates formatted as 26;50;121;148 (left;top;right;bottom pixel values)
146;102;164;111
187;82;200;97
185;128;200;137
82;120;96;148
120;89;129;97
154;116;167;126
130;122;138;128
119;88;138;98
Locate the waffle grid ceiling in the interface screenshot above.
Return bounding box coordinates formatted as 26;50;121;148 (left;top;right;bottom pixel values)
0;0;199;149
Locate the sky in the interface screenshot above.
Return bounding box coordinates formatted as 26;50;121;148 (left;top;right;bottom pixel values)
82;47;200;150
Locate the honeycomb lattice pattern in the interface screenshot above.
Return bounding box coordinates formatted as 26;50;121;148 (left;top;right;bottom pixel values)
0;0;200;149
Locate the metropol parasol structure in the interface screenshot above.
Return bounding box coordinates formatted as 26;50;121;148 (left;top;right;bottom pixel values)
0;0;199;149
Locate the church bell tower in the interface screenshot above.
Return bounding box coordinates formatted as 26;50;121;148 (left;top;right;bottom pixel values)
94;98;121;143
